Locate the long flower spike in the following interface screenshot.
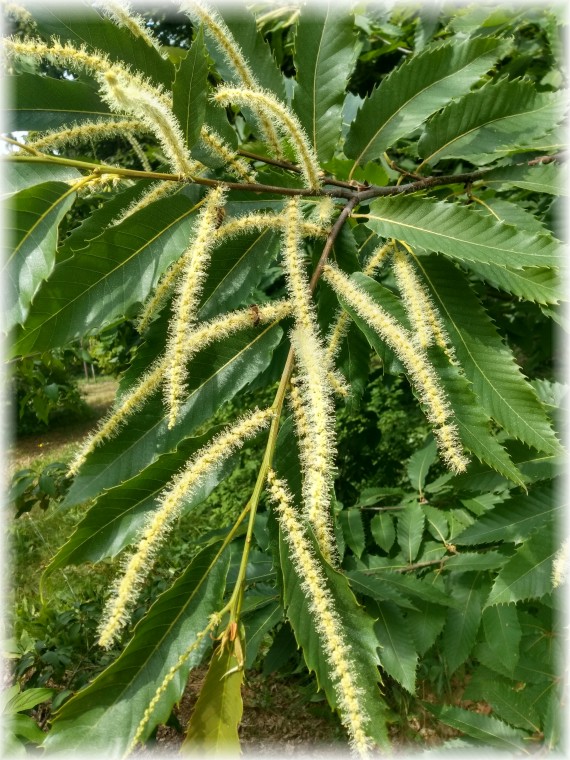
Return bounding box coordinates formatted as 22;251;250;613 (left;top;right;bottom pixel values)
266;469;371;757
183;0;283;157
323;264;469;473
94;0;164;54
164;185;228;427
199;125;257;182
213;86;321;189
98;407;273;648
216;211;329;241
25;119;147;152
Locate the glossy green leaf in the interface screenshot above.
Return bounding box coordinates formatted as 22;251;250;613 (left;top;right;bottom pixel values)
442;573;485;674
456;482;561;546
4;181;77;331
12;194;200;356
374;602;418;693
405;599;447;656
5;74;114;130
292;4;356;162
183;644;243;752
397;501;425;563
278;518;390;749
482;605;522;675
424;704;526;750
172;26;208;150
415;256;561;455
419;79;564;166
486;527;555;606
44;428;236;575
406;438;437;493
486;161;568;196
339;508;365;558
243;600;283;669
364;196;560;269
45;545;229;754
64;324;283;505
465;261;560;306
345;36;507;165
348;568;455;607
370;513;396;554
5;687;54;714
467;675;541;733
2;163;81;198
347;570;418;610
34;5;173;86
444;552;507;572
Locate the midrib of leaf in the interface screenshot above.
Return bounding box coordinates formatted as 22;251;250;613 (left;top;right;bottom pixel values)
5;183;77;268
15;202;197;350
351;43;501;170
424;97;559;165
375;604;416;691
413;255;559;454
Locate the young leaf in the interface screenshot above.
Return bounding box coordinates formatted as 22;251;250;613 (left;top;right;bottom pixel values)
4;181;77;331
5;74;114;131
292;4;356;163
345;36;507;166
12;193;201;356
339;508;366;558
243;600;283;669
172;25;208;150
442;573;485;674
482;605;522;675
406;438;438;494
370;513;396;553
374;601;418;693
182;644;243;753
397;500;425;563
486;526;555;606
418;79;564;166
416;256;561;455
363;196;560;269
44;545;230;755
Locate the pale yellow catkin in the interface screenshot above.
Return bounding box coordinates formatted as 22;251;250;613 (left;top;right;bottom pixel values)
124;613;221;757
164;185;228;427
111;180;180;228
68;359;165;477
392;248;434;349
266;470;371;757
199;125;257;182
183;0;283;157
26;119;147;152
98;407;273;648
95;0;164;54
213;87;321;189
216;211;328;241
323;264;469;473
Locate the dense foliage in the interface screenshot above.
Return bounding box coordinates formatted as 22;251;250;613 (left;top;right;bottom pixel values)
3;1;566;756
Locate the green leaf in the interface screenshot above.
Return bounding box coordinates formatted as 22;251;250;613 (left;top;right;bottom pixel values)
415;256;561;455
424;704;526;750
374;602;418;692
363;196;561;269
486;527;555;606
418;79;565;166
44;544;229;755
347;570;418;610
43;428;237;575
345;36;507;165
397;501;425;563
64;325;283;505
442;573;485;674
243;600;283;669
349;567;455;607
292;5;356;162
183;644;243;752
7;713;46;745
12;193;201;356
5;687;54;714
35;5;173;87
339;508;365;558
278;518;390;749
485;161;568;196
406;437;437;493
2;163;81;198
482;605;522;675
405;599;447;656
4;181;77;331
5;74;114;130
464;261;560;306
444;552;507;572
456;482;561;546
370;513;396;553
172;26;208;150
